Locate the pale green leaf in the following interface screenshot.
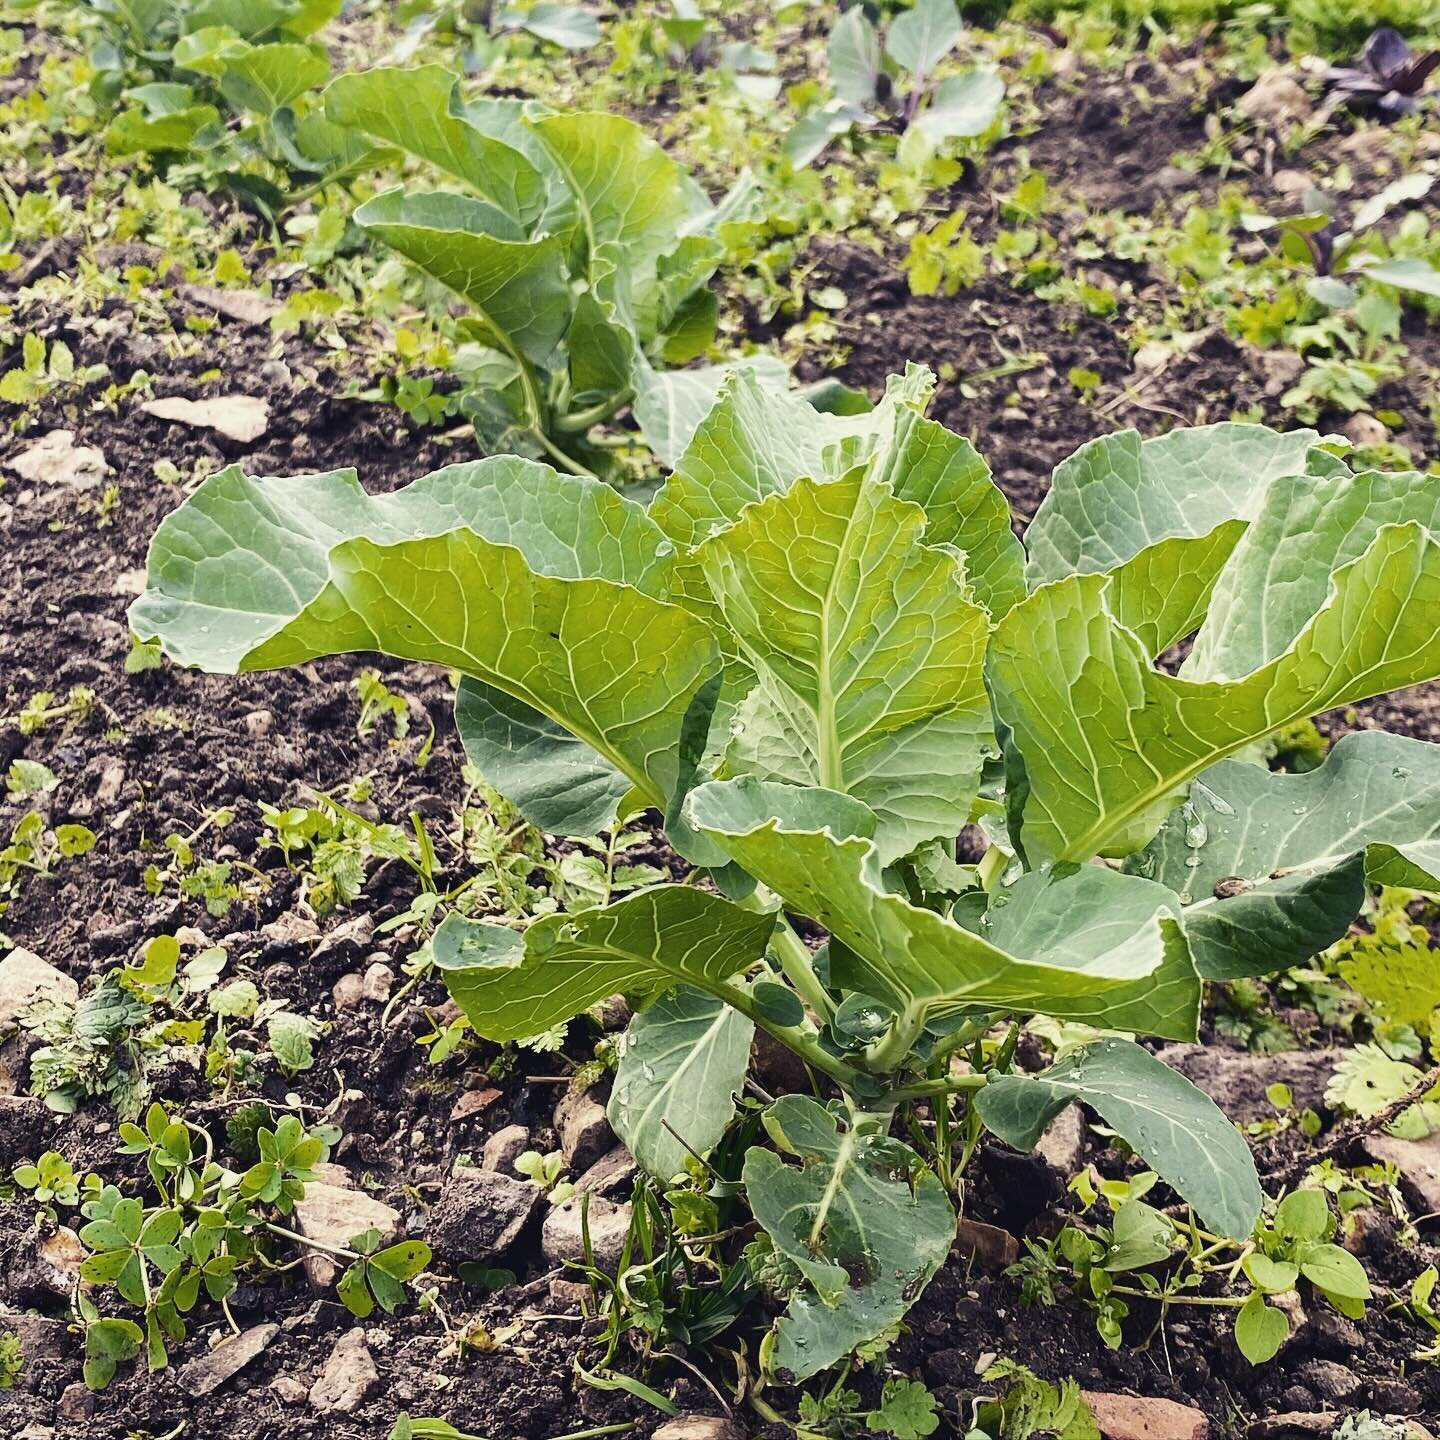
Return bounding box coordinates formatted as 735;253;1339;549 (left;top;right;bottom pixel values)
914;71;1005;144
218;42;329;115
829;7;881;104
884;0;961;83
696;468;992;861
128;460;720;812
608;985;753;1179
686;778;1201;1038
431;889;774;1041
324;66;545;224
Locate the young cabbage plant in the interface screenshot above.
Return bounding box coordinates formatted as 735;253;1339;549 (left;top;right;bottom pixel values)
130;366;1440;1377
786;0;1004;167
321;66;778;471
88;0;380;210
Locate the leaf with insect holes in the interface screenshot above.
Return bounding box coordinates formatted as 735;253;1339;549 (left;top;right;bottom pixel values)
745;1094;954;1380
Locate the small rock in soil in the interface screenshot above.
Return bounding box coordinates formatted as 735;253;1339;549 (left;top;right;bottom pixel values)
140;394;270;444
309;1327;378;1414
292;1165;402;1291
449;1086;502;1122
271;1375;309;1405
575;1145;637;1197
0;1303;68;1360
3;429;107;489
244;709;273;738
332;972;366;1009
261;911;321;946
542;1194;632;1271
548;1277;592;1308
1344;413;1389;447
1082;1392;1208;1440
954;1217;1019;1270
481;1124;530;1173
58;1381;95;1422
1035;1106;1086;1176
554;1085;612;1171
1237;69;1312;126
362;960;394;1002
19;1226;86;1300
178;284;283;327
426;1168;543;1263
178;1322;278;1396
1296;1359;1360;1404
0;946;79;1027
653;1418;746;1440
1365;1131;1440;1213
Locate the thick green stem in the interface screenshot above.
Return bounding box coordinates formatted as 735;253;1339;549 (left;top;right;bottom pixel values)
715;979;859;1092
886;1072;989;1104
554;387;634;434
769;917;836;1022
860;1004;928;1075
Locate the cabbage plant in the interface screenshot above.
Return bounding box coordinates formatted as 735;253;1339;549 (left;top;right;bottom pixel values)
323;66;776;469
130;366;1440;1376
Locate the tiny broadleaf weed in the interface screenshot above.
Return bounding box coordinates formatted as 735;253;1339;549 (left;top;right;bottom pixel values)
131;363;1440;1375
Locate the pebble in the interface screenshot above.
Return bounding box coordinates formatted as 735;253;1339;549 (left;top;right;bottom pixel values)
481;1124;530;1174
244;709;273;738
362;960;394;1003
574;1144;638;1198
954;1217;1019;1270
427;1168;543;1263
309;1328;378;1414
1237;69;1312;126
57;1382;94;1422
653;1420;746;1440
1366;1131;1440;1212
271;1375;309;1405
178;1322;278;1396
1082;1392;1208;1440
554;1086;612;1171
292;1165;402;1291
331;973;366;1010
541;1194;632;1271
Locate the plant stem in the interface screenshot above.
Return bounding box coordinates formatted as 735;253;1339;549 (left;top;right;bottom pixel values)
886;1072;989;1104
554;387;634;434
769;917;835;1022
976;843;1008;892
532;427;600;480
714;979;859;1092
1106;1285;1245;1307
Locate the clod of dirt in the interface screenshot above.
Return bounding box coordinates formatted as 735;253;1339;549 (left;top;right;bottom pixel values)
954;1217;1019;1270
542;1193;631;1270
291;1164;402;1290
308;1326;378;1414
178;285;283;328
554;1085;613;1171
1344;412;1390;446
426;1167;543;1263
1081;1391;1209;1440
3;430;108;490
139;395;270;445
178;1322;278;1397
1237;69;1314;126
481;1123;530;1173
653;1417;747;1440
1365;1131;1440;1212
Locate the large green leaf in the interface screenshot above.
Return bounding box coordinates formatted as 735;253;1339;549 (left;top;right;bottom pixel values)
218;42;329;114
1024;424;1343;657
608;986;754;1179
128;460;720;810
1132;730;1440;977
744;1095;954;1379
324;66;545;224
352;190;569;418
695;468;992;861
630;355;789;467
993;469;1440;865
884;0;961;84
976;1037;1263;1238
651;365;1024;616
431;890;774;1040
686;778;1201;1039
828;6;881;105
527;112;709;333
